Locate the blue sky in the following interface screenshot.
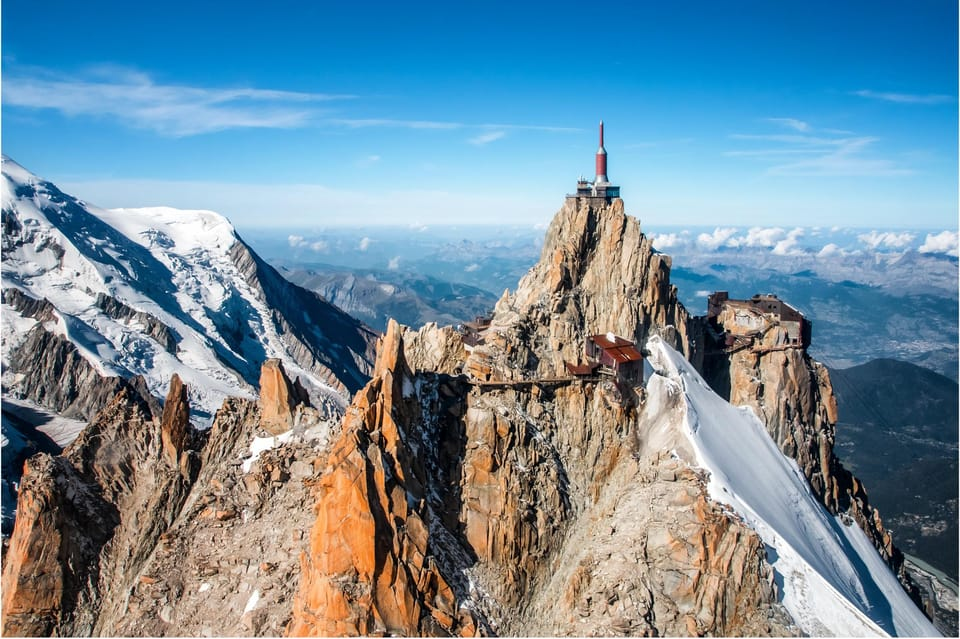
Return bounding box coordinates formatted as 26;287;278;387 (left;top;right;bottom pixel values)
3;0;957;229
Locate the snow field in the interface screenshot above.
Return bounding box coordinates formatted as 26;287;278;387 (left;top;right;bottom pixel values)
645;336;939;637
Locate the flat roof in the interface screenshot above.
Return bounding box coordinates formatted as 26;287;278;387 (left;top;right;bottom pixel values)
590;334;643;363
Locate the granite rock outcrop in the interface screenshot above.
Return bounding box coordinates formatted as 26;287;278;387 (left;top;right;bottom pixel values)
2;358;336;637
288;198;795;636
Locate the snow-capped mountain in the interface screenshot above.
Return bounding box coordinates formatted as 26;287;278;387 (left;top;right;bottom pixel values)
1;156;377;424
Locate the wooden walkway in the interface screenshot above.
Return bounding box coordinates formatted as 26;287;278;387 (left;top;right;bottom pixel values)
469;376;601;389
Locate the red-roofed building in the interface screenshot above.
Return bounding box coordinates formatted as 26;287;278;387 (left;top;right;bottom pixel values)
587;332;645;384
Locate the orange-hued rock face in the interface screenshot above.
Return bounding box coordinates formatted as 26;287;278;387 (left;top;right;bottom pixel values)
1;453;119;636
161;373;190;467
259;358;311;435
5;197;855;636
1;377;200;637
288;320;477;637
1;456;71;636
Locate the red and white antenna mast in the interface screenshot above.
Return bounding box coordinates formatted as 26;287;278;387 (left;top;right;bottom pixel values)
595;120;608;184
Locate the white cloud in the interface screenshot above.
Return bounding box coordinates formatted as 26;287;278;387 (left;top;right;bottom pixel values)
767;118;811;132
287;234;326;252
4;66;353;136
469;130;506;145
357;154;380;167
651;233;687;249
358;237;371;251
742;226;786;248
818;243;843;257
771;228;805;255
696;227;740;250
331;118;463;130
858;230;915;249
330;119;578;133
851;90;955;105
387;256;401;270
4;64;580;139
918;230;959;257
464;263;480;272
766;137;912;177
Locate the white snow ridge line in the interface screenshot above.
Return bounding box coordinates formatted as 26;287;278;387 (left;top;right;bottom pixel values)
645;335;939;638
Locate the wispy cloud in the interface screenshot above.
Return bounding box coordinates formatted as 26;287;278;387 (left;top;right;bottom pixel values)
4;66;354;136
330;118;579;133
765;137;913;177
766;117;811;132
728;124;913;177
4;64;581;138
329;118;463;130
356;154;381;167
469;130;506;145
852;89;955;105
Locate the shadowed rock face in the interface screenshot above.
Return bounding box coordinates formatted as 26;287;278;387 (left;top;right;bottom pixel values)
94;292;179;354
288;198;795;636
1;355;342;637
7;324;128;421
228;239;379;395
161;374;190;466
1;376;197;636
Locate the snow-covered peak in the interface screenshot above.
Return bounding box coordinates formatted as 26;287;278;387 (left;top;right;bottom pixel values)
2;157;374;426
1;155;41;191
101;206;237;255
645;335;939;637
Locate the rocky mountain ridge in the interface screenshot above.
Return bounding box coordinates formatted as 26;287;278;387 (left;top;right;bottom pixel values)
287;197;933;636
1;195;938;636
2;359;339;636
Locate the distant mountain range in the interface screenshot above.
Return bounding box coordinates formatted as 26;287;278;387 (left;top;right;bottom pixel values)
1;156;376;422
247;221;959;381
830;358;958;582
274;262;498;332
